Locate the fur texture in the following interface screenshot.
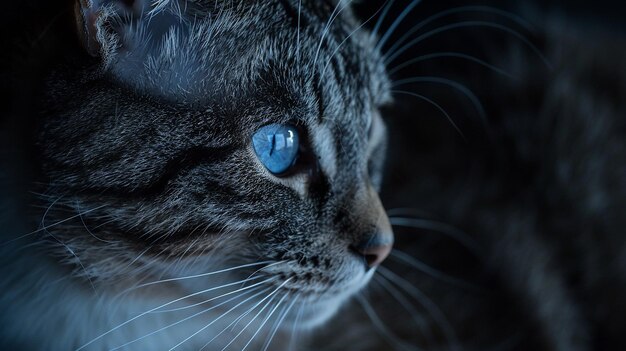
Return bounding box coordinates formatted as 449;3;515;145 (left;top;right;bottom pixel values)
2;0;393;350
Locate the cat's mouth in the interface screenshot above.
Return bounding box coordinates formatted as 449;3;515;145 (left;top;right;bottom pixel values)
250;260;375;327
269;268;376;328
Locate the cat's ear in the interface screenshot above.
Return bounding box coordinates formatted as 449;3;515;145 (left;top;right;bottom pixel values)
73;0;151;58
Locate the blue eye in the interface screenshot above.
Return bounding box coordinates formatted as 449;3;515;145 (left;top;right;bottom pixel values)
252;124;300;174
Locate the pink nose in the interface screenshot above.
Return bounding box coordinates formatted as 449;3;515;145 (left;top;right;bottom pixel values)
351;240;393;268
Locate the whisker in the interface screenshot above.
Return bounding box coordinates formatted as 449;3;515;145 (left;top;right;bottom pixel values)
378;266;459;351
242;260;288;287
127;246;152;268
172;286;275;351
39;196;97;293
108;285;268;351
392;75;487;130
319;0;392;86
2;203;107;246
385;21;552;69
288;298;305;351
219;294;280;350
261;293;300;351
369;0;395;41
373;274;433;345
388;216;482;256
29;8;68;47
312;0;354;67
391;89;465;140
240;292;291;351
92;218;116;231
296;0;302;65
356;293;420;351
137;244;177;284
150;276;271;314
385;5;536;60
198;278;293;351
118;260;275;296
168;234;204;274
75;200;117;244
390;250;485;293
227;280;287;333
375;0;423;52
389;52;517;80
77;270;272;351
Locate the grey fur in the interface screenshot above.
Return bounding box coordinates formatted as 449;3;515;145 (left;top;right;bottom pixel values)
1;0;393;350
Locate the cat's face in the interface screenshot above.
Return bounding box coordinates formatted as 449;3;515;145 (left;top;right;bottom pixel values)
41;0;391;330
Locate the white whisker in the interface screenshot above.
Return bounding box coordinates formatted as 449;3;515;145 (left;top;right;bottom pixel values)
261;293;300;351
109;285;267;351
198;278;293;351
356;293;420;351
77;269;272;351
391;89;465;139
151;276;272;314
389;216;482;256
378;266;459;351
172;286;273;351
369;0;395;41
392;75;487;129
319;0;390;85
118;260;274;296
389;52;517;79
385;21;552;69
312;0;354;67
296;0;302;65
390;250;485;293
39;196;97;293
239;292;291;351
2;203;107;246
75;200;117;244
288;299;305;351
375;0;423;52
373;275;433;345
385;5;536;60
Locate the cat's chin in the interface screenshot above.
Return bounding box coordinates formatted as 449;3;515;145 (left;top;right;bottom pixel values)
290;268;377;330
297;298;345;329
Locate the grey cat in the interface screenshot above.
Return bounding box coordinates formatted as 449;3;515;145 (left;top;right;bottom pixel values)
2;0;393;350
1;0;625;350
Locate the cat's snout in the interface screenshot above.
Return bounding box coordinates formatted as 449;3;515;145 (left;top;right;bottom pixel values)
346;184;394;269
350;237;393;268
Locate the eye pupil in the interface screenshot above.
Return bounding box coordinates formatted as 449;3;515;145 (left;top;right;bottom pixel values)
252;124;300;175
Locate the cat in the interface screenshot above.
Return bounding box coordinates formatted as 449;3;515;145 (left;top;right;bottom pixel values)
1;0;394;350
2;0;625;350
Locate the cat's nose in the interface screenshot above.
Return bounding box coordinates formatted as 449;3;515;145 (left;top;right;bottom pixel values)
350;237;393;269
348;183;393;269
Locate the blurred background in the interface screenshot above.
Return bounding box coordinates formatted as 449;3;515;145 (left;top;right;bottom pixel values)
320;1;626;350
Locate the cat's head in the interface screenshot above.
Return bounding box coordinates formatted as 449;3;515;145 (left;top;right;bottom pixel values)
41;0;392;329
